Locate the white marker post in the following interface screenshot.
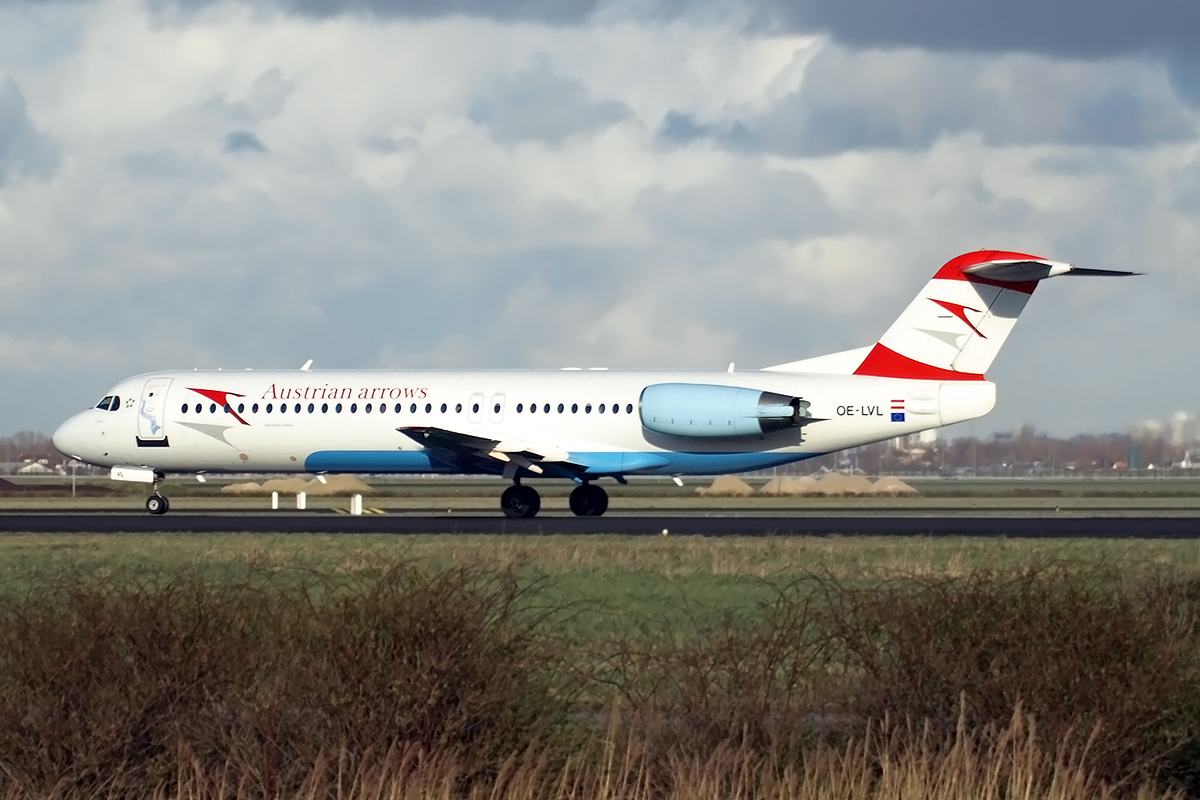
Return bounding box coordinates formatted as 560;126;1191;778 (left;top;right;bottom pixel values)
296;492;307;510
351;494;363;516
271;491;279;510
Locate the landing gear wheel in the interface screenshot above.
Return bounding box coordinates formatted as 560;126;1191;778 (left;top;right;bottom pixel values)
500;485;541;519
146;494;169;515
569;484;609;517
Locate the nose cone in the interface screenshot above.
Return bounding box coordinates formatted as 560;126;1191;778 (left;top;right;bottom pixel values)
53;413;91;461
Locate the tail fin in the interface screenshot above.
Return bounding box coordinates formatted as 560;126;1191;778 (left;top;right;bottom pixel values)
853;250;1136;381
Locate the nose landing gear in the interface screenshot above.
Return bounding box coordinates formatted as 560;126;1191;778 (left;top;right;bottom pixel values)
569;483;608;516
146;471;169;515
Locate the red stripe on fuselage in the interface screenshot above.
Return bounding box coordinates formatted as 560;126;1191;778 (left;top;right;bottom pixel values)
853;344;986;381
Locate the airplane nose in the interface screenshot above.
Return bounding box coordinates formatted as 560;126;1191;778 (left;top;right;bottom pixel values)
53;413;89;461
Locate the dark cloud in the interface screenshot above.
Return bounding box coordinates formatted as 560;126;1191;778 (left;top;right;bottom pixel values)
0;79;60;186
142;0;601;22
222;130;267;153
660;44;1195;156
753;0;1200;65
469;64;632;146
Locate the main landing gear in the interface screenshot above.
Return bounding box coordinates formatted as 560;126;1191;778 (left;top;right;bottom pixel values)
501;484;541;519
568;483;608;516
498;482;610;518
146;471;169;515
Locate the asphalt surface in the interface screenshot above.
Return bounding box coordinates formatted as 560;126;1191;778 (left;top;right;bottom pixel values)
1;513;1200;537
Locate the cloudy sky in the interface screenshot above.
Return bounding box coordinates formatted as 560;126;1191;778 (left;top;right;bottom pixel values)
1;0;1197;439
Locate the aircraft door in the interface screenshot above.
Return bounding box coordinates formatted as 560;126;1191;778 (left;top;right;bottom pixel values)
468;392;485;424
137;377;173;444
490;393;506;424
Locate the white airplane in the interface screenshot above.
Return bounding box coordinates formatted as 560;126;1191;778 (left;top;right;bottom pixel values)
52;250;1133;517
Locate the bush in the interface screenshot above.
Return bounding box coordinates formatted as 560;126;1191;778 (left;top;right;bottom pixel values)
0;560;575;796
816;565;1200;792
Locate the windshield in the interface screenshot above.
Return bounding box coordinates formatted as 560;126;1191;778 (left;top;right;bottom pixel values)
95;396;114;411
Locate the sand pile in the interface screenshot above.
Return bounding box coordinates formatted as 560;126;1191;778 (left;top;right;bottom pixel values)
755;473;921;496
222;474;375;496
758;475;819;495
810;473;874;495
869;476;919;495
695;476;755;497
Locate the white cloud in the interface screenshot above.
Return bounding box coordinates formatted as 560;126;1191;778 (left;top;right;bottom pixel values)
0;0;1197;437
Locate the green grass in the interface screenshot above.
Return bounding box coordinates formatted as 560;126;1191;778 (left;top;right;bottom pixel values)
2;533;1200;641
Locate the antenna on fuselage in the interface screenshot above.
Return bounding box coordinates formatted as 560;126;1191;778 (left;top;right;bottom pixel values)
300;359;313;371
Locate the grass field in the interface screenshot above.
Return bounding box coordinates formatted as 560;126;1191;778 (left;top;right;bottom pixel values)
3;531;1200;798
2;532;1199;636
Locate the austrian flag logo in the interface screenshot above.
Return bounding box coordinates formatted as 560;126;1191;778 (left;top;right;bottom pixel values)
891;399;905;423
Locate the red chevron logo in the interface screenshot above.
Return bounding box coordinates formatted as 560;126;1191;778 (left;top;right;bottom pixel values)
188;388;250;425
930;298;987;339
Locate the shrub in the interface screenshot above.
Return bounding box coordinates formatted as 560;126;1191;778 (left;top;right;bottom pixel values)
816;565;1200;792
0;560;575;796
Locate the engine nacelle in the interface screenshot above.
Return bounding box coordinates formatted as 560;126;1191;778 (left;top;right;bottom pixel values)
639;383;813;438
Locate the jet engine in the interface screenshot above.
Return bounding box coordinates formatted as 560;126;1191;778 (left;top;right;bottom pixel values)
639;383;815;438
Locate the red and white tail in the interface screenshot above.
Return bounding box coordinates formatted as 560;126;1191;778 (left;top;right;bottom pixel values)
852;250;1135;381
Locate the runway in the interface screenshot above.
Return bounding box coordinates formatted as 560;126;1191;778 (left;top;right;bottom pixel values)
2;512;1200;537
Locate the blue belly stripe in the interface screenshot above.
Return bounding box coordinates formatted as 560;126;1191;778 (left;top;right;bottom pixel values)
304;449;817;476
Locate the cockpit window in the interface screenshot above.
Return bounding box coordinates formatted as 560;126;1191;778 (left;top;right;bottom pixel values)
95;396;114;411
109;396;120;411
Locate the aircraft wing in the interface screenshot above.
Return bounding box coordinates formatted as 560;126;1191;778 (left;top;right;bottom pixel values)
396;426;588;477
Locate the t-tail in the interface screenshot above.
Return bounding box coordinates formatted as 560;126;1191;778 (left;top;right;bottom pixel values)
850;250;1136;381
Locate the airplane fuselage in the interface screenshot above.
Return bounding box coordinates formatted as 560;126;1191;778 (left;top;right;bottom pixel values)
54;368;994;478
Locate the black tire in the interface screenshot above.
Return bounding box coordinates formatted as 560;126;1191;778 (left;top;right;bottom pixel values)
569;484;609;516
146;494;168;515
501;485;541;518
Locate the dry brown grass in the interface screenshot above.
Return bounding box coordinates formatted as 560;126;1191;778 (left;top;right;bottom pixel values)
1;711;1176;800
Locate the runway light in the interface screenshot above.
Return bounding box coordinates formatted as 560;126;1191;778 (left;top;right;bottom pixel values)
661;528;669;536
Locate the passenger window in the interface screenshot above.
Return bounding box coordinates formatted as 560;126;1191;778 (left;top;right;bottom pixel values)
267;403;274;413
210;404;217;414
295;403;301;413
395;404;401;413
557;403;564;413
336;403;343;413
238;403;245;414
280;404;287;414
308;403;315;413
455;403;463;413
626;404;633;414
223;404;231;413
252;404;259;413
516;403;524;413
544;404;550;413
599;404;606;413
585;404;592;414
181;403;188;414
571;403;578;414
440;403;447;413
351;403;357;413
530;404;537;414
321;403;328;413
410;403;417;413
472;402;480;414
424;403;431;413
366;403;373;413
195;403;202;414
